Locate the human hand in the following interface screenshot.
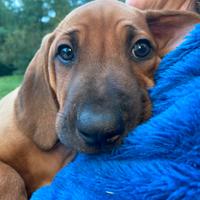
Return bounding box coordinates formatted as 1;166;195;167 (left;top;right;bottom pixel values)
126;0;195;11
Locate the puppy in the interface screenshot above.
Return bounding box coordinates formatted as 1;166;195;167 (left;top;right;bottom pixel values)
0;0;199;198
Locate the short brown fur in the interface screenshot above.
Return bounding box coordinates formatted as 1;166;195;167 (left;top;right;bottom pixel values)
0;0;199;198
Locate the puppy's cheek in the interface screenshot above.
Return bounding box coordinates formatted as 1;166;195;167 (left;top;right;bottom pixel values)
55;115;73;146
55;116;68;146
55;117;98;152
55;114;86;150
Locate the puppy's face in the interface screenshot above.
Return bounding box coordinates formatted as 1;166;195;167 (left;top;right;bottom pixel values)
46;0;199;153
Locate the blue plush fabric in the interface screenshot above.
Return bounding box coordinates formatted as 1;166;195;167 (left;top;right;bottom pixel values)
31;24;200;200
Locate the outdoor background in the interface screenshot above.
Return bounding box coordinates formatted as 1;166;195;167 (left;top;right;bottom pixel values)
0;0;93;98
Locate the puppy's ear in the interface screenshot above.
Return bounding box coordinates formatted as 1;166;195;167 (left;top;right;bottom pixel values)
145;10;200;56
15;33;58;150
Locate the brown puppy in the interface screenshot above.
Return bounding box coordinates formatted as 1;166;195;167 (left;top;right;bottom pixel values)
0;0;199;199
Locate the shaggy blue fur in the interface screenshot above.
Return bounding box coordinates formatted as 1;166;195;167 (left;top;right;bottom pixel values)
31;24;200;200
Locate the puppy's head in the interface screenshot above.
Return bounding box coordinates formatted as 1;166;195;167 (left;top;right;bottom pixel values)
16;0;200;153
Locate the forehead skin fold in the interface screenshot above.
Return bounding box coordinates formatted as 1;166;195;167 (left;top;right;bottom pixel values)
55;0;147;34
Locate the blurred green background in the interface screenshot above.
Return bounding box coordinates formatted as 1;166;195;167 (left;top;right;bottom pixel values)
0;0;92;98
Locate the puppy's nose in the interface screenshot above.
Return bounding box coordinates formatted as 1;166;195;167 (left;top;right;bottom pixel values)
77;105;124;145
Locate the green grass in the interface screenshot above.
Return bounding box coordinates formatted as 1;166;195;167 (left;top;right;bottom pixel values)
0;75;23;99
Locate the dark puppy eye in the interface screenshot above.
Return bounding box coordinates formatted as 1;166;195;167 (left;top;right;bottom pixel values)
131;39;152;60
57;44;75;63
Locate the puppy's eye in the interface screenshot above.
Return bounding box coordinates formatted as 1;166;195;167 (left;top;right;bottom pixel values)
131;39;152;60
57;44;74;63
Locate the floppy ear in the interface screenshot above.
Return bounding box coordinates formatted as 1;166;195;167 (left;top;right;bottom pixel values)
145;10;200;56
15;33;58;150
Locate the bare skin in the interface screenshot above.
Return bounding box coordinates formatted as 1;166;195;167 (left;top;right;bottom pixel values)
126;0;197;12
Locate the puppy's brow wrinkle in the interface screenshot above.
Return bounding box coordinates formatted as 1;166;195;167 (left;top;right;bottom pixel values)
115;20;137;38
56;28;80;35
124;25;137;32
115;18;136;29
124;25;138;39
56;23;89;34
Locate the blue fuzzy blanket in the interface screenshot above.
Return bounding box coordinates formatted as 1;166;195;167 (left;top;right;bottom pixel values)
31;25;200;200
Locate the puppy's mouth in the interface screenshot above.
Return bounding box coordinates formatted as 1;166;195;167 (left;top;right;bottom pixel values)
78;130;121;146
57;127;125;154
56;103;142;153
56;87;150;153
74;128;123;153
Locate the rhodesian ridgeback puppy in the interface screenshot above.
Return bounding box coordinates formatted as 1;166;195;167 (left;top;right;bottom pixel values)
0;0;199;199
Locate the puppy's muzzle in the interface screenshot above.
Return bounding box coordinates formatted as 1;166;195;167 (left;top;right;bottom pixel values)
76;104;124;146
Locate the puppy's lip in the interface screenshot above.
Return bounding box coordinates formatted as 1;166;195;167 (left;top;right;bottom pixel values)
76;129;122;146
106;134;121;144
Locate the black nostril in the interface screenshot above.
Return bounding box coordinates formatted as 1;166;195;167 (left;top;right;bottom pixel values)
76;104;124;145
